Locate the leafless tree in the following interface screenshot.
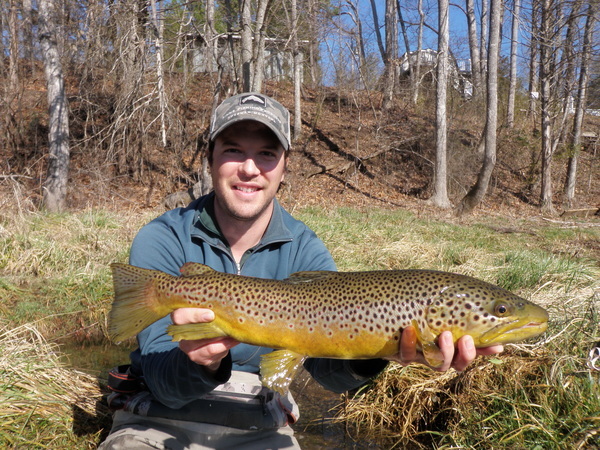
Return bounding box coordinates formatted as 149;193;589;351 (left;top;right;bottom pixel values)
507;0;521;127
429;0;452;209
38;0;70;212
413;0;425;104
527;0;540;124
456;0;503;216
539;0;556;214
466;0;483;99
382;0;398;110
290;0;302;141
564;2;596;208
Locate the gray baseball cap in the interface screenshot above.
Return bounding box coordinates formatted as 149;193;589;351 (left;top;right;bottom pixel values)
209;93;291;150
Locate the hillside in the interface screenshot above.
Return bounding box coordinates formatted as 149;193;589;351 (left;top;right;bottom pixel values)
1;75;599;220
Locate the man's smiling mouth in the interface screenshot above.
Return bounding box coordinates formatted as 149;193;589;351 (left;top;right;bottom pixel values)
235;186;259;193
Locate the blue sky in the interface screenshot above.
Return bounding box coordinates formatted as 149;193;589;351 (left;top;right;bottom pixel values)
319;0;531;86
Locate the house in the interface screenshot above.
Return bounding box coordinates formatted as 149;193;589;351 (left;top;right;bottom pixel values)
186;33;303;82
399;49;473;98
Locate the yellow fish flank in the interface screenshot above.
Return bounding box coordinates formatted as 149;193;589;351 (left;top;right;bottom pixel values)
109;262;549;393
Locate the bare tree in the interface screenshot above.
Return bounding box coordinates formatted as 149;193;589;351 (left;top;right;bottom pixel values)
564;2;595;208
480;0;488;79
466;0;482;99
38;0;70;212
539;0;557;214
149;0;167;147
250;0;270;92
456;0;503;216
413;0;425;104
240;0;253;91
429;0;452;209
290;0;302;141
506;0;521;127
382;0;398;110
527;0;540;124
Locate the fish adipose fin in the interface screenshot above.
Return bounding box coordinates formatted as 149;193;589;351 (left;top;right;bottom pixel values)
411;319;444;369
260;350;307;394
285;271;336;283
167;323;228;341
109;263;165;343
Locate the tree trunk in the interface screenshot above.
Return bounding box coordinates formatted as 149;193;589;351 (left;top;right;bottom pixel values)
564;3;595;208
291;0;302;141
250;0;270;92
456;0;502;216
479;0;488;81
39;0;70;212
412;0;425;104
149;0;167;148
396;0;413;92
240;0;253;91
466;0;482;99
382;0;397;110
429;0;452;209
528;0;540;124
370;0;386;63
307;0;321;87
507;0;521;127
539;0;555;214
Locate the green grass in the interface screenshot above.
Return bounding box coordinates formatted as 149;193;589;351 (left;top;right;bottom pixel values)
1;205;598;448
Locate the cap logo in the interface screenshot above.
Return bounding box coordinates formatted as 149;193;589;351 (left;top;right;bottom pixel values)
240;94;266;107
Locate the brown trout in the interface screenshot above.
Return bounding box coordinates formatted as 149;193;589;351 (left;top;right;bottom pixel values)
109;262;548;393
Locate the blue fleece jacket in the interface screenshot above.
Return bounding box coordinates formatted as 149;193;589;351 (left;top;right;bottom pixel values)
128;192;387;409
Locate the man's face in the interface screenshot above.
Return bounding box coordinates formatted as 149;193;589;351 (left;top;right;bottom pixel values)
211;120;286;224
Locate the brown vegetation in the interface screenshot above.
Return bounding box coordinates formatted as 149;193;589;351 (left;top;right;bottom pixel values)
1;74;598;217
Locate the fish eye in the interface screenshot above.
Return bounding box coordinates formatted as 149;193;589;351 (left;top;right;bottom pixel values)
495;303;509;315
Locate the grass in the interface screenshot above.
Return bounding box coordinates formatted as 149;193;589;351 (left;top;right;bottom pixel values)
0;203;598;448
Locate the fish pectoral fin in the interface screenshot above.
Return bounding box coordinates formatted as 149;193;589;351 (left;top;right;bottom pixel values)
259;350;306;394
167;323;228;341
411;319;444;369
285;271;336;283
421;342;445;369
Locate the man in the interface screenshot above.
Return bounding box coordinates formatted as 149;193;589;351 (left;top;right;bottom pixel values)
100;93;502;449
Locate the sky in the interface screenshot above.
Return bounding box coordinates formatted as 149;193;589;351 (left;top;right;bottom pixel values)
319;0;532;86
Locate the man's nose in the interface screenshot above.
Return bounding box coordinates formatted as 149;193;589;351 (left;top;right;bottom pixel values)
239;157;260;176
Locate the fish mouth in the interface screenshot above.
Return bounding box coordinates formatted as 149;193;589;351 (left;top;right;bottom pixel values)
478;319;548;345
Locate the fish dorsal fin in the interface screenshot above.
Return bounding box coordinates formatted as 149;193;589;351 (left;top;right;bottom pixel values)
179;262;214;277
285;271;336;284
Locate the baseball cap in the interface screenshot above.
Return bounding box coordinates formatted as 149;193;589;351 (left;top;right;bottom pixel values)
209;93;291;150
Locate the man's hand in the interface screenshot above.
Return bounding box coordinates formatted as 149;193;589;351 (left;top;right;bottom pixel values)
385;325;503;372
171;308;238;373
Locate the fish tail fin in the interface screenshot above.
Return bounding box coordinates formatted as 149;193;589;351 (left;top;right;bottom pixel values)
108;263;166;343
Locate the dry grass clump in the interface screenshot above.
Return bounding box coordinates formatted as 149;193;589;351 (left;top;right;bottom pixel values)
335;295;600;449
0;322;110;448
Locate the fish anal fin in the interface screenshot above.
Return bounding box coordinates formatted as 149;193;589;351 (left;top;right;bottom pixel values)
179;262;215;277
411;319;444;369
167;322;228;341
260;350;306;394
285;271;335;284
